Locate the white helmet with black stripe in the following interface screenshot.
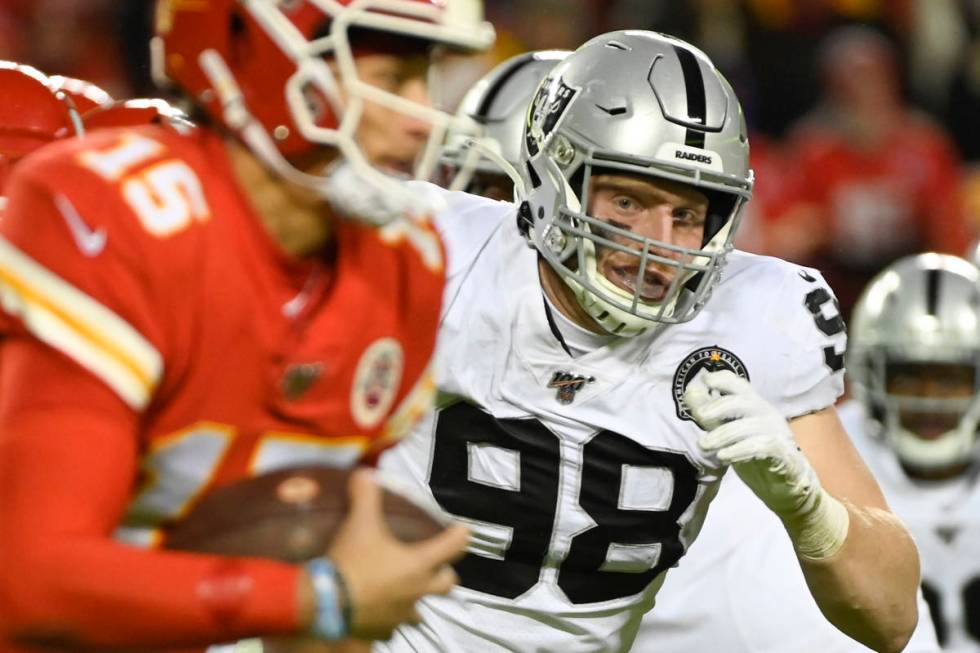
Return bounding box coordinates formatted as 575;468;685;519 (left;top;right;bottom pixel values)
849;253;980;473
441;50;569;198
521;30;753;336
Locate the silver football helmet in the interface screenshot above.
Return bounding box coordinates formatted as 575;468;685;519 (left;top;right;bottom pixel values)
967;239;980;269
441;50;569;199
849;253;980;472
522;30;753;336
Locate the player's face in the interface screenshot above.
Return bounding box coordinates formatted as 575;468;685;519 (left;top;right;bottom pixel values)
587;174;708;303
887;362;975;439
353;52;433;176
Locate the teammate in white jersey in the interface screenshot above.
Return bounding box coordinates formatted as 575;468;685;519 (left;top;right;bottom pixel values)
842;253;980;652
636;461;941;652
379;31;920;653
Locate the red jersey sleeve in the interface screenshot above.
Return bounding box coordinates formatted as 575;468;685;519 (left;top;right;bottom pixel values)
368;213;446;457
0;138;166;411
0;135;302;648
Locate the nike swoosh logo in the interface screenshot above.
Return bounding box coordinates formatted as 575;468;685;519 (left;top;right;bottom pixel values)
55;194;107;257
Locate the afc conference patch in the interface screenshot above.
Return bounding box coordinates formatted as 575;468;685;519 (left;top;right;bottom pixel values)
672;346;750;422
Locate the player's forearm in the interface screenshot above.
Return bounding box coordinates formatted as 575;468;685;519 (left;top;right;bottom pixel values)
0;541;303;648
786;497;920;653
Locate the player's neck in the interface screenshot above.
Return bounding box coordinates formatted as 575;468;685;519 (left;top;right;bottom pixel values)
223;139;335;259
537;258;609;336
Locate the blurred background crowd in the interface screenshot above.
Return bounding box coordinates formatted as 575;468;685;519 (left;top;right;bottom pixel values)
3;0;980;318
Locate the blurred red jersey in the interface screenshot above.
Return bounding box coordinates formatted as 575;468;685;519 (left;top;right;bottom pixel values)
792;113;968;257
788;112;970;314
0;124;443;648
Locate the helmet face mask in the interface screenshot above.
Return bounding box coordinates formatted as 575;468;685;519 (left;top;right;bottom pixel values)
849;254;980;475
529;149;746;335
521;31;753;336
154;0;494;224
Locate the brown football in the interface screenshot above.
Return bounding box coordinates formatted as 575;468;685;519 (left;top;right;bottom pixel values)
164;466;446;562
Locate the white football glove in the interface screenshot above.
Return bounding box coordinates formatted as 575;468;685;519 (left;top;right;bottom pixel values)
684;370;849;558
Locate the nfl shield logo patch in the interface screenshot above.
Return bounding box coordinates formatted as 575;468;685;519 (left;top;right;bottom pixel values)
547;371;595;405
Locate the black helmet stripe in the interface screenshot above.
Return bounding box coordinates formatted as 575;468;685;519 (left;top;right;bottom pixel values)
474;55;533;121
672;45;706;148
926;267;942;316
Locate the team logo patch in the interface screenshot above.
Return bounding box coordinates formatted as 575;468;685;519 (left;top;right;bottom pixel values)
350;338;404;429
672;346;749;421
547;370;595;405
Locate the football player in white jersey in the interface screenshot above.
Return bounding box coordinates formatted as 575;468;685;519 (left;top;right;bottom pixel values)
842;253;980;652
378;31;920;653
430;47;941;653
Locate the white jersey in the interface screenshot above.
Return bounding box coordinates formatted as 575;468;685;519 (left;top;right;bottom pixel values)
376;185;846;653
840;400;980;653
633;466;941;652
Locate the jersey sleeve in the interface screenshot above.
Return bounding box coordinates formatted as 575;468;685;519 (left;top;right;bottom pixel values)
0;336;301;647
765;265;847;419
0;141;165;411
366;209;447;455
371;183;511;453
410;181;514;281
0;138;302;647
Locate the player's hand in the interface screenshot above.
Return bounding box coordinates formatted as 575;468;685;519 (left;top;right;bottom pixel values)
326;468;469;641
683;370;822;518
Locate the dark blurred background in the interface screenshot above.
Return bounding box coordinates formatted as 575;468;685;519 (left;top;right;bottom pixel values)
4;0;980;318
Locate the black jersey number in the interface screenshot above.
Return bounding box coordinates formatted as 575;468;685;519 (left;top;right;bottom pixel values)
921;577;980;646
804;287;846;372
428;402;699;603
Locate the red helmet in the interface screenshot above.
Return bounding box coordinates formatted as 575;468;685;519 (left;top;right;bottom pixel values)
152;0;495;224
0;62;84;196
82;98;192;131
46;75;113;114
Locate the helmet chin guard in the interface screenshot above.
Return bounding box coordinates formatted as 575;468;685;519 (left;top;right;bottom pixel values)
522;31;752;336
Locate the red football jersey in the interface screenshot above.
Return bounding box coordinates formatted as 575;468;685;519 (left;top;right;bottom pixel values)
791;113;968;257
786;112;971;314
0;125;444;648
